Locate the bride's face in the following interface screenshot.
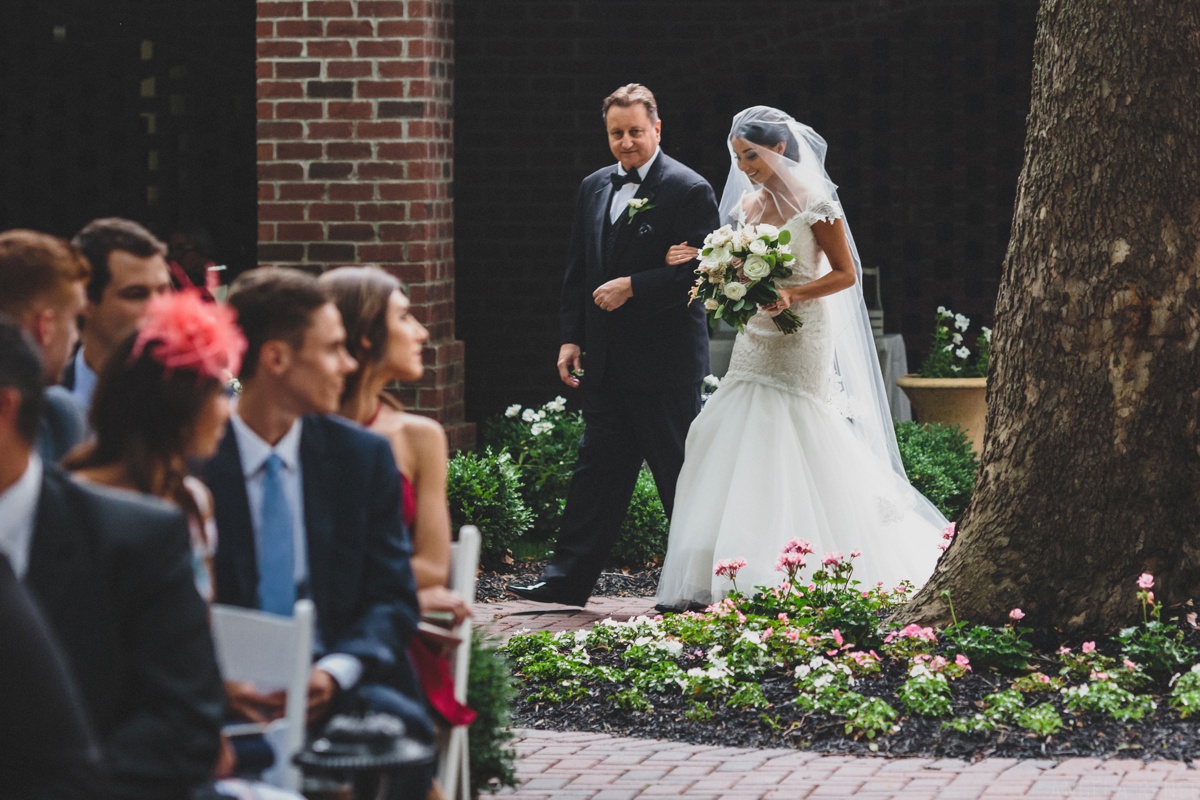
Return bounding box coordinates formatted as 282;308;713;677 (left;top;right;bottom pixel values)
731;137;787;185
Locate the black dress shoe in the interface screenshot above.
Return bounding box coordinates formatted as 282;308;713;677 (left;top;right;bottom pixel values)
653;601;709;615
507;580;586;607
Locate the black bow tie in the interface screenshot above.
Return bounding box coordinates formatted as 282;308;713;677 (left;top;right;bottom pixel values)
611;168;641;188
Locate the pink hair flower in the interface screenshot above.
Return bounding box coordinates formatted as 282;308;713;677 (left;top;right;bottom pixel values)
1136;573;1154;590
132;289;246;381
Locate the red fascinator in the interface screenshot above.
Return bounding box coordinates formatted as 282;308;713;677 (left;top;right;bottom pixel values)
131;289;247;380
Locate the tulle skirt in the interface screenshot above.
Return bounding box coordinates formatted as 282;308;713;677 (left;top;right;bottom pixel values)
656;377;944;607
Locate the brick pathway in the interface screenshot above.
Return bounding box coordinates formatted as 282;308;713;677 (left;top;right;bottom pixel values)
478;598;1200;800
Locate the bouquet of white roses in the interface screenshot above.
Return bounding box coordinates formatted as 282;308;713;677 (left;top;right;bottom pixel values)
689;222;802;334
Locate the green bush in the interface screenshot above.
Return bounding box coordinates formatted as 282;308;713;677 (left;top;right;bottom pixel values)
895;422;979;520
447;448;534;563
612;467;669;566
481;398;585;539
467;631;518;795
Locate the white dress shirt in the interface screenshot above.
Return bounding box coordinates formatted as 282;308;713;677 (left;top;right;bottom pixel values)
0;454;43;579
609;145;661;224
230;414;363;689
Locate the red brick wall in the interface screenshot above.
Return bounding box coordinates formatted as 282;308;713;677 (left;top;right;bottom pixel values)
256;0;473;449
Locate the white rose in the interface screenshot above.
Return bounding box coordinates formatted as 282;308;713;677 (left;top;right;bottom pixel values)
708;225;734;247
505;404;522;418
748;238;768;256
755;223;779;239
704;298;719;311
709;244;733;264
722;282;747;301
627;197;647;210
521;408;538;423
743;255;771;279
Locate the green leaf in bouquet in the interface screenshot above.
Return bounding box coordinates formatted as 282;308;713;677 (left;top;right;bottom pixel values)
778;229;791;245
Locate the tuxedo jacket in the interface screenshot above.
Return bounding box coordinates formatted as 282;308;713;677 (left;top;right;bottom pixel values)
202;414;420;680
560;150;720;392
25;466;225;800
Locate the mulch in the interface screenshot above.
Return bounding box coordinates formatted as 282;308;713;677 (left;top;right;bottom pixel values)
487;564;1200;761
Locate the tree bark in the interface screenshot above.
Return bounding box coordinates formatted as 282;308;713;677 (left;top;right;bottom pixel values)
905;0;1200;632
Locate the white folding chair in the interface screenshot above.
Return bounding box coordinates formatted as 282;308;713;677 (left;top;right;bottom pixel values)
436;525;480;800
210;599;315;793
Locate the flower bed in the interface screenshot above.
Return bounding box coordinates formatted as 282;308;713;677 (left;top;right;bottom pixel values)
504;547;1200;760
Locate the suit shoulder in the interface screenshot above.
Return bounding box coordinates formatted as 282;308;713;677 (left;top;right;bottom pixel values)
44;468;187;551
581;164;613;187
659;155;710;189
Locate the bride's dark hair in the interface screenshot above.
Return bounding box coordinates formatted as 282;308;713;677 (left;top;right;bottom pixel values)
733;112;800;161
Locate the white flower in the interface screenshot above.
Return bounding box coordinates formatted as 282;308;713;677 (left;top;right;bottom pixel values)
530;421;554;436
937;306;952;318
521;408;545;423
776;242;792;255
707;245;733;265
707;225;734;248
748;238;769;256
981;327;992;342
955;346;970;360
704;298;719;311
543;396;567;413
944;344;955;352
702;374;721;390
952;333;963;345
734;226;752;249
723;282;747;301
743;255;771;279
627;197;648;210
754;223;779;239
505;404;522;418
954;313;970;332
662;639;684;656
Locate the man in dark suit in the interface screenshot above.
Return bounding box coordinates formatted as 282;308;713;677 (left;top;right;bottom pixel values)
202;268;429;795
510;84;720;606
0;318;225;799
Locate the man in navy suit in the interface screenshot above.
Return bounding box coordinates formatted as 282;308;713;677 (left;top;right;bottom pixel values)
202;268;429;793
510;84;720;606
0;318;224;800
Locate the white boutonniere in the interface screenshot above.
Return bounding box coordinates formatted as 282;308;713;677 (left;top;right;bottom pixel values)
625;197;656;223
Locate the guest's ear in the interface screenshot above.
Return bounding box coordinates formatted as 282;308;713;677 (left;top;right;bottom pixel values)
258;339;291;376
30;308;55;349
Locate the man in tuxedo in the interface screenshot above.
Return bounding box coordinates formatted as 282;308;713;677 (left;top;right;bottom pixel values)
202;268;430;793
0;229;91;462
0;318;225;799
66;218;173;411
510;84;720;606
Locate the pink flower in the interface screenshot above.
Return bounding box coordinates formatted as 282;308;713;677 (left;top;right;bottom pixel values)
831;629;844;646
1137;573;1154;590
1123;659;1137;670
1090;671;1109;682
941;522;957;540
1009;608;1025;621
783;538;814;555
955;653;972;671
821;552;843;566
850;550;862;558
1081;641;1096;654
930;656;948;671
775;552;807;573
1036;674;1051;684
761;627;774;639
1057;646;1071;656
777;613;790;624
714;558;747;580
1147;591;1155;604
785;630;800;642
885;623;937;644
133;289;247;380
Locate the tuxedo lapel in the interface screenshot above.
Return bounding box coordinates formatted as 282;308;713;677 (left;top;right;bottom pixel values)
609;155;666;267
26;468;89;619
208;425;258;606
299;417;334;613
591;179;612;272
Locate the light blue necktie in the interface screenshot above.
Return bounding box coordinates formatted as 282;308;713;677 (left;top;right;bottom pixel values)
257;453;296;616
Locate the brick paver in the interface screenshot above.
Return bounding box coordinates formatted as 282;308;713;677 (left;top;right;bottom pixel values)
480;598;1200;799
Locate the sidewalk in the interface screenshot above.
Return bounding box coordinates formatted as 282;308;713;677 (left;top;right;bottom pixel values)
477;596;1200;800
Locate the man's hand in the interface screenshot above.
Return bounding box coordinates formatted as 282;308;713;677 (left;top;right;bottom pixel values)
307;668;339;725
557;344;582;388
224;680;285;724
593;277;633;312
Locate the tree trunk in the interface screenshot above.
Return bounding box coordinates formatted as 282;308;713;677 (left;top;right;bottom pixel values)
905;0;1200;632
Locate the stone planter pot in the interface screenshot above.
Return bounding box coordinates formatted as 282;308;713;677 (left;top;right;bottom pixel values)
895;375;987;455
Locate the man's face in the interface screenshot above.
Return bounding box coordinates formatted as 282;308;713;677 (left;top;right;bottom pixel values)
83;250;172;353
280;303;357;416
40;281;86;384
606;103;661;172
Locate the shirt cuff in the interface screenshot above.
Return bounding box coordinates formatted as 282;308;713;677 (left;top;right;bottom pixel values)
315;653;363;691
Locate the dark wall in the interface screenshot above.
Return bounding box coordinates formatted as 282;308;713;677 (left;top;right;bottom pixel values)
0;0;257;269
455;0;1038;422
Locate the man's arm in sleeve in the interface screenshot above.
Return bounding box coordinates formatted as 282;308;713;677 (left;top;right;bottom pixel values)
560;182;590;347
629;180;721;315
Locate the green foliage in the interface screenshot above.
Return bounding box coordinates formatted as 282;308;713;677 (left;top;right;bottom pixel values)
943;622;1033;671
466;632;518;795
844;698;898;740
447;448;534;563
610;688;653;712
899;674;953;717
728;682;769;710
685;700;714;722
1117;621;1199;676
612;467;669;566
895;422;979;519
480;399;585;538
1063;680;1157;722
1169;668;1200;718
1017;703;1064;736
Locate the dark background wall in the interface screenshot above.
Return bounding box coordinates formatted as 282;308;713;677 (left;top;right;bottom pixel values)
0;0;257;269
455;0;1039;422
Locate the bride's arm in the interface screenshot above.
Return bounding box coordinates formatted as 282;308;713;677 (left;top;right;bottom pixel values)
767;219;856;312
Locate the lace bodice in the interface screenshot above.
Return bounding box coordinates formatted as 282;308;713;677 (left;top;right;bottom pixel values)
723;204;844;402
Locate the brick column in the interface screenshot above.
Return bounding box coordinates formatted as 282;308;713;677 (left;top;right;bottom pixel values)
256;0;472;449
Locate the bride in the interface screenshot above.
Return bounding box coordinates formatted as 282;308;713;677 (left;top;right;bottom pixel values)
655;106;948;609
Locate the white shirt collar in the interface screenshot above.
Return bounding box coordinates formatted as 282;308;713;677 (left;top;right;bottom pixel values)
231;414;303;477
0;453;43;579
617;145;660;181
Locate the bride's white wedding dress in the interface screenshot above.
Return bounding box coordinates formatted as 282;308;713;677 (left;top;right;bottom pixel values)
656;206;945;607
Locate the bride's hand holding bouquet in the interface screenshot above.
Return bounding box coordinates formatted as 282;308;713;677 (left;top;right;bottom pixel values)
689;222;803;334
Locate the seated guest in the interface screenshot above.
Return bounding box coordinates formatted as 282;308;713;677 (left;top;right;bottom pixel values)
65;289;244;602
202;267;430;799
0;317;224;800
0;553;100;799
67;218;173;411
0;229;91;461
321;266;475;728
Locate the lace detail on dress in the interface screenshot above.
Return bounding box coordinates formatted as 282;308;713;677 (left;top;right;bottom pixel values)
797;199;844;227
